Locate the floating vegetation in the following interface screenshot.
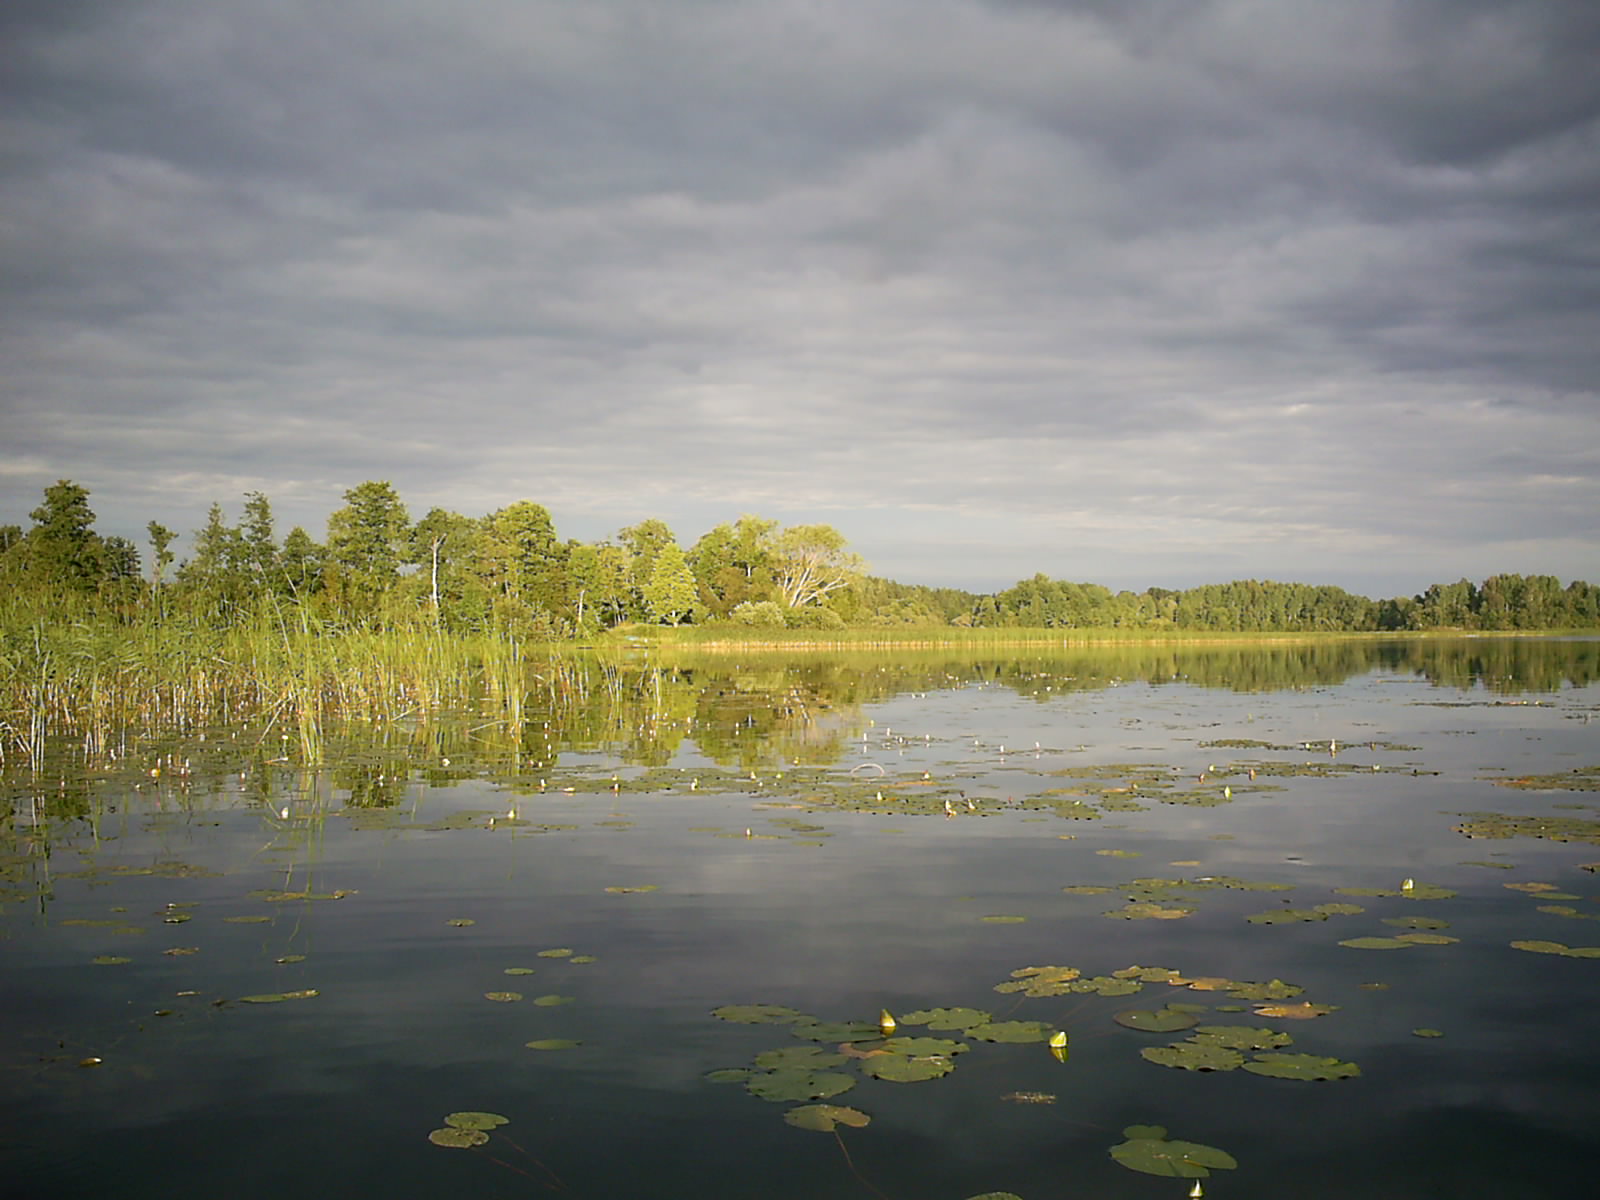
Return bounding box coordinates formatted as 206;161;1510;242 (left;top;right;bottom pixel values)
603;885;659;894
532;994;574;1006
445;918;475;927
1110;1125;1238;1178
1245;908;1330;924
1114;1008;1201;1033
968;1020;1051;1044
1252;1002;1335;1020
1189;1025;1293;1051
899;1006;992;1030
1455;811;1600;846
1096;849;1141;858
504;967;536;975
525;1039;581;1051
1106;902;1193;920
238;989;318;1003
713;1004;815;1025
275;954;305;964
1242;1053;1361;1081
1510;940;1600;958
1490;767;1600;792
979;915;1028;924
1338;937;1415;950
428;1127;487;1148
784;1104;870;1132
1140;1042;1245;1071
221;915;271;924
1001;1091;1057;1104
484;991;523;1003
746;1068;855;1102
164;947;199;956
446;1111;510;1131
91;955;131;965
995;966;1081;997
1413;1028;1445;1038
537;947;573;958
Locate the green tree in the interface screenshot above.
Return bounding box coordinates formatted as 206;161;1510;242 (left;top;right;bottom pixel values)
644;540;698;625
146;521;177;586
26;480;103;592
565;542;632;631
766;523;863;609
326;481;410;586
409;507;475;615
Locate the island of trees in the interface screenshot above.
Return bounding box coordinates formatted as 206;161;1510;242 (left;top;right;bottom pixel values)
3;479;1596;636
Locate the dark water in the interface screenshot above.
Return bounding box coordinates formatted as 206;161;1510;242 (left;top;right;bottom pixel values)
3;638;1599;1199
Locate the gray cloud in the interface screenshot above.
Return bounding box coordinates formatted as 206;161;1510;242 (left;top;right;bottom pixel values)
2;0;1596;595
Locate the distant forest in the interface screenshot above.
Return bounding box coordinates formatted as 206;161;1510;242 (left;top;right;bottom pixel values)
3;480;1596;635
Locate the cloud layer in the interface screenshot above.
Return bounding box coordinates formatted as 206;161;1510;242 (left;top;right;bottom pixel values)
4;0;1597;594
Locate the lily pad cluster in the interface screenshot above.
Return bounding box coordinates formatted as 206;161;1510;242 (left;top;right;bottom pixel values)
428;1110;508;1149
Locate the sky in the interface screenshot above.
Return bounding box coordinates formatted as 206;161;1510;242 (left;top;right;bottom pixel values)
3;0;1597;599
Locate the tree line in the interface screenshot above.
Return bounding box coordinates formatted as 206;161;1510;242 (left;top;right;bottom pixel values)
2;479;1595;634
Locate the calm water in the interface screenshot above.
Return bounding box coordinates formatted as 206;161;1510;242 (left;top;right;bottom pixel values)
3;639;1599;1199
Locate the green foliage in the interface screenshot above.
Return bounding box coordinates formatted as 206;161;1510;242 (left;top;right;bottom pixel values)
644;541;698;626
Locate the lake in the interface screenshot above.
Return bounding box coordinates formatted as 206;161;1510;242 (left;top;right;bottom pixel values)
3;637;1598;1199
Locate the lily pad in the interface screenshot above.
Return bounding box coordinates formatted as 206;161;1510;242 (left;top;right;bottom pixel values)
504;967;536;975
238;989;318;1003
92;955;132;965
1106;902;1193;920
1110;1126;1238;1178
1394;932;1459;945
1114;1008;1200;1033
755;1046;848;1071
899;1006;992;1030
484;991;523;1003
1190;1025;1293;1050
445;1111;510;1130
533;994;573;1006
995;965;1082;996
793;1021;884;1043
968;1021;1051;1044
861;1054;958;1082
1243;1052;1361;1081
1412;1028;1445;1038
713;1004;813;1024
1246;908;1329;924
1338;937;1414;950
746;1069;856;1102
525;1039;582;1051
1252;1002;1337;1020
1140;1042;1244;1071
784;1104;871;1132
537;948;573;958
428;1127;487;1148
445;918;476;927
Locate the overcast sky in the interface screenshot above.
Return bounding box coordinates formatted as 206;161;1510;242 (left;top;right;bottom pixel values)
3;0;1597;597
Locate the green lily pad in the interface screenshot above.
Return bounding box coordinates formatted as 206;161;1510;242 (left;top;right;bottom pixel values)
1067;975;1143;996
1314;902;1366;915
533;994;573;1006
428;1127;487;1148
92;955;131;965
1222;979;1303;1001
980;914;1028;923
713;1004;814;1024
995;965;1082;996
784;1104;871;1132
1246;908;1329;924
793;1021;883;1043
504;967;535;975
1338;937;1415;950
1140;1042;1244;1071
1383;915;1449;929
968;1021;1051;1044
1243;1052;1361;1080
569;955;598;964
881;1036;967;1057
484;991;523;1003
898;1006;991;1030
1110;1126;1238;1178
1394;932;1459;944
746;1069;856;1102
1106;902;1193;920
1511;939;1569;954
537;948;573;958
1189;1025;1293;1051
238;989;318;1003
1412;1028;1444;1038
525;1039;581;1051
275;954;306;964
1113;1008;1200;1033
755;1046;848;1071
445;1111;510;1130
861;1054;958;1082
